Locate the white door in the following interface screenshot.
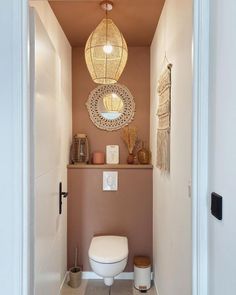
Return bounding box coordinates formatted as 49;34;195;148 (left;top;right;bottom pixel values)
30;10;68;295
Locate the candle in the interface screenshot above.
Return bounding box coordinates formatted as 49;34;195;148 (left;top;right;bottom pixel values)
93;151;105;164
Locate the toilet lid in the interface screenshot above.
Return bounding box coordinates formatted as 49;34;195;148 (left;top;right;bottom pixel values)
89;236;128;264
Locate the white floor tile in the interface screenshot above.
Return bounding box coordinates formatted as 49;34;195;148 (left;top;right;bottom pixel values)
60;280;157;295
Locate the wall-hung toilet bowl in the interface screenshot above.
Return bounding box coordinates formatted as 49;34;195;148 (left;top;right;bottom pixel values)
88;235;128;286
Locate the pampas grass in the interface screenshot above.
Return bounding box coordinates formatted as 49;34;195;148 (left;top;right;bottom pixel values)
122;126;137;154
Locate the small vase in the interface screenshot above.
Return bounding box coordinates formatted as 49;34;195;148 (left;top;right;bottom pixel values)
127;153;135;164
137;142;150;164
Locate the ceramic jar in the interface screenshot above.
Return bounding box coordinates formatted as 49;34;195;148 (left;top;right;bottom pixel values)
137;142;150;164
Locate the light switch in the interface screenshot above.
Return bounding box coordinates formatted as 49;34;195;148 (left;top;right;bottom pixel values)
211;192;223;220
103;171;118;191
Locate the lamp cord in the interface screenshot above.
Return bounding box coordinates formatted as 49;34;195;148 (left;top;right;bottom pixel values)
105;2;108;83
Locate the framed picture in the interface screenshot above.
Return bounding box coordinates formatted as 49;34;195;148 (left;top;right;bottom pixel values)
106;145;119;164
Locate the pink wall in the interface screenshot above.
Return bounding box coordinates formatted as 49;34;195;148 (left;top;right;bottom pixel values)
67;167;153;271
68;46;152;272
72;47;150;164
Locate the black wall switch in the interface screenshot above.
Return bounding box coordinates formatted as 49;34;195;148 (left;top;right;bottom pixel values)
211;192;223;220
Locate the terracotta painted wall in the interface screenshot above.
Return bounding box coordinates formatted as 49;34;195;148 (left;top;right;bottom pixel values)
72;47;150;164
67;167;153;271
68;46;152;272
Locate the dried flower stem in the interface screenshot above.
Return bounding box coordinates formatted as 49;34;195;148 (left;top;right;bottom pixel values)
122;126;137;154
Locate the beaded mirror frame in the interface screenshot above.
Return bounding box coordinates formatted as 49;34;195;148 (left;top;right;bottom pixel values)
86;83;135;131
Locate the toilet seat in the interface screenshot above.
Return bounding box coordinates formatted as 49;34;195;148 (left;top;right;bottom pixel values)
89;236;128;264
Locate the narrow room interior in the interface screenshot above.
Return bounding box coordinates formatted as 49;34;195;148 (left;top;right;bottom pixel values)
29;0;192;294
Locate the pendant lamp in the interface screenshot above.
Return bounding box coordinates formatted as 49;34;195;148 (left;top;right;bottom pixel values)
85;1;128;84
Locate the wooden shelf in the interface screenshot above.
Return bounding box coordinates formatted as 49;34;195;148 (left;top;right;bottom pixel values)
67;164;153;169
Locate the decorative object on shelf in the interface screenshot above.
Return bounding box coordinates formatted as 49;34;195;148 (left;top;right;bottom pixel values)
137;141;151;164
70;134;89;164
106;145;119;164
121;126;137;164
128;141;142;164
156;63;172;172
86;83;135;131
127;153;135;165
93;151;105;164
85;0;128;84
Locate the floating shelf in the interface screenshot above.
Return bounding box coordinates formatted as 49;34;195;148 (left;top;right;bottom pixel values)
67;164;153;169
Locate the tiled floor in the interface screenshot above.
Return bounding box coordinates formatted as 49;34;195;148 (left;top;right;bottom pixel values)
61;280;157;295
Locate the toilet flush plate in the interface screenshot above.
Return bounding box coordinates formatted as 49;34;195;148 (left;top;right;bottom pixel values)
103;171;118;191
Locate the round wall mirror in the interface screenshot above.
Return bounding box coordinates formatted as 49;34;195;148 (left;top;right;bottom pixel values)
86;83;135;131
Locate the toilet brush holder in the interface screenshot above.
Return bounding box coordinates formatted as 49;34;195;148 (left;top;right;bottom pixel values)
68;266;82;288
69;247;81;288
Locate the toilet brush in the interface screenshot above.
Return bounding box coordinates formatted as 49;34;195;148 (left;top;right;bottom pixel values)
74;247;78;269
69;247;81;288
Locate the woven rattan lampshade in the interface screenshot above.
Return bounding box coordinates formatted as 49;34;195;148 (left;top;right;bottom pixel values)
103;93;124;112
85;17;128;84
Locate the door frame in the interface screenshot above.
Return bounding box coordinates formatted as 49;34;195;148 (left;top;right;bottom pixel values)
2;0;209;294
192;0;209;294
0;0;32;294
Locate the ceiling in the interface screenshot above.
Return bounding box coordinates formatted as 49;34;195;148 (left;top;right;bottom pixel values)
49;0;165;47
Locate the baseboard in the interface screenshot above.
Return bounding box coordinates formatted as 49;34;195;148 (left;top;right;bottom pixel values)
81;271;154;281
59;271;69;292
153;277;160;295
116;272;134;280
81;271;134;280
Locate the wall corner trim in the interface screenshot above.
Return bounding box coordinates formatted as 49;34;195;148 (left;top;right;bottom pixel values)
60;271;69;291
153;278;160;295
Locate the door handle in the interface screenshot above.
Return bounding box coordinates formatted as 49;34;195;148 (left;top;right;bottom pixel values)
59;182;68;215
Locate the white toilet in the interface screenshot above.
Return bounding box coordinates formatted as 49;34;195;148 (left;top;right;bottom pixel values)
88;235;128;286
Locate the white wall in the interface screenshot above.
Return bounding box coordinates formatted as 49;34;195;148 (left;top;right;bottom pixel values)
29;1;72;294
208;1;236;294
150;1;192;294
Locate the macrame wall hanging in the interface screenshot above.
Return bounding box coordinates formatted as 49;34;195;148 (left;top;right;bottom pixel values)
156;63;172;172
